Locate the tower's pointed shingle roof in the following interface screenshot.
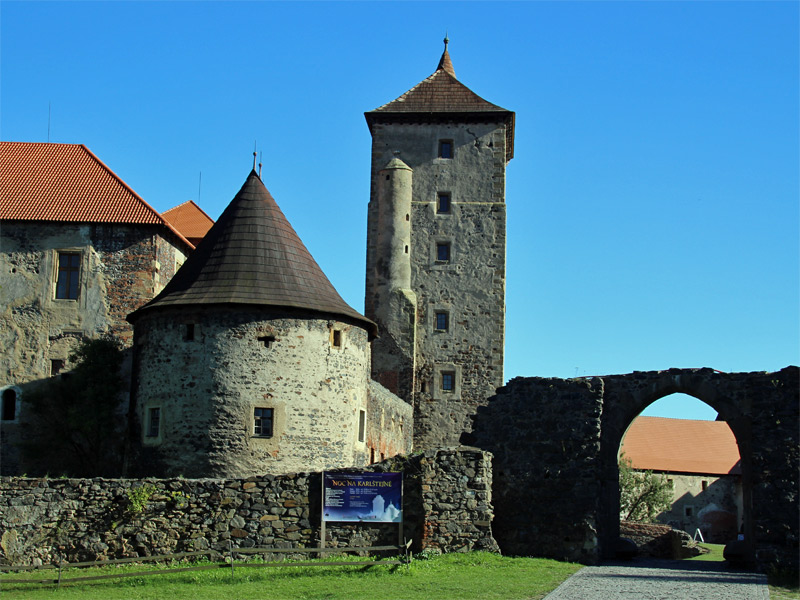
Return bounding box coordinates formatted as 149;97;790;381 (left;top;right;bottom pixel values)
129;171;376;336
365;39;514;161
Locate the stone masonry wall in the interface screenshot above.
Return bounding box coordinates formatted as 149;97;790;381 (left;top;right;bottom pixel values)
365;121;509;450
129;308;390;478
0;221;188;475
0;448;496;566
467;368;799;571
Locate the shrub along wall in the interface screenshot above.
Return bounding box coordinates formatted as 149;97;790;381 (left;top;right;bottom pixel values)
0;448;497;566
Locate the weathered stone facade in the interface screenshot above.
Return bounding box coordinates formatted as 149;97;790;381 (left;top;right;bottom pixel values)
128;307;412;478
656;472;741;544
0;448;496;565
0;221;189;475
366;107;511;451
467;367;799;570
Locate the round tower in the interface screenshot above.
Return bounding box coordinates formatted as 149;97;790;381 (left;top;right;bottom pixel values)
127;171;377;478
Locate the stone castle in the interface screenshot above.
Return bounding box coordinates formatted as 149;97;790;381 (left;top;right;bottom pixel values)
1;40;796;569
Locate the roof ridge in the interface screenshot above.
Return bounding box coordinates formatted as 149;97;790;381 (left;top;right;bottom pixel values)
77;144;193;248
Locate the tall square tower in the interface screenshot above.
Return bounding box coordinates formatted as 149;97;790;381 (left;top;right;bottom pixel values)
365;39;515;448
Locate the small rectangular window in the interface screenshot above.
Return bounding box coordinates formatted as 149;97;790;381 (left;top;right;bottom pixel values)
184;323;195;341
436;243;450;262
254;407;274;437
441;372;455;392
146;407;161;438
56;252;80;299
358;409;366;442
435;312;449;331
1;389;17;421
701;480;708;491
437;193;451;214
684;506;694;517
438;140;453;159
332;329;342;348
50;359;65;376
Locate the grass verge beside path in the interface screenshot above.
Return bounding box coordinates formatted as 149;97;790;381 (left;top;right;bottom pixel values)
0;551;582;600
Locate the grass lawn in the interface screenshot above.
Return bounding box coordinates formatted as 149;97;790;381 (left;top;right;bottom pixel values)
0;552;582;600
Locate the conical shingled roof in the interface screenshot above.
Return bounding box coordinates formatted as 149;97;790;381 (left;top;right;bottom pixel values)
129;171;376;337
365;41;515;161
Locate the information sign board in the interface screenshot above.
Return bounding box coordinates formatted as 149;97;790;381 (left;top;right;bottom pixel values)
322;472;402;523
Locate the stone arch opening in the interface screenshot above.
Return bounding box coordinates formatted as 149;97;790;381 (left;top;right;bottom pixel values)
618;393;744;550
598;372;753;561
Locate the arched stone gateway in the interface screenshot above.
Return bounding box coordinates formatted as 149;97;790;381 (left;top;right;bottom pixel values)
465;366;798;571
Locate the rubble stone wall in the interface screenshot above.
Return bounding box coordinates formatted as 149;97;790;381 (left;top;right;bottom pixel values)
0;448;496;566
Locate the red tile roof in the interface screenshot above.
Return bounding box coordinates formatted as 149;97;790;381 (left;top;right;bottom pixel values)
0;142;192;247
162;200;214;244
621;416;741;476
130;171;377;337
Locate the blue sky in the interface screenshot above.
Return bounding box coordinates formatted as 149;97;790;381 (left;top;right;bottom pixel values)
2;2;797;421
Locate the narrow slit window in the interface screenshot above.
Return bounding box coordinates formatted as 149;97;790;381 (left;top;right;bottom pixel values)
358;409;366;442
146;407;161;438
438;140;453;159
254;407;274;437
56;252;80;299
437;193;451;214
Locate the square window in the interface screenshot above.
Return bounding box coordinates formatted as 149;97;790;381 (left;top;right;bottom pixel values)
435;312;449;331
438;140;453;159
358;409;366;442
146;407;161;438
436;243;450;262
254;407;274;437
56;252;80;299
441;372;455;392
684;506;694;517
437;193;451;214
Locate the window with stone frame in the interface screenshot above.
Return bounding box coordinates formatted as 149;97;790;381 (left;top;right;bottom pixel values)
146;407;161;438
254;407;274;437
55;252;81;299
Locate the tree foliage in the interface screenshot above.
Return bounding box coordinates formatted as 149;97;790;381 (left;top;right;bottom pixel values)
21;337;126;477
619;453;674;522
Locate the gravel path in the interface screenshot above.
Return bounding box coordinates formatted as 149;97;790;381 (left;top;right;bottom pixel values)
543;558;769;600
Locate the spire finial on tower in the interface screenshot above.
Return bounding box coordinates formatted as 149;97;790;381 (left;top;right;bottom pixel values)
436;33;456;78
